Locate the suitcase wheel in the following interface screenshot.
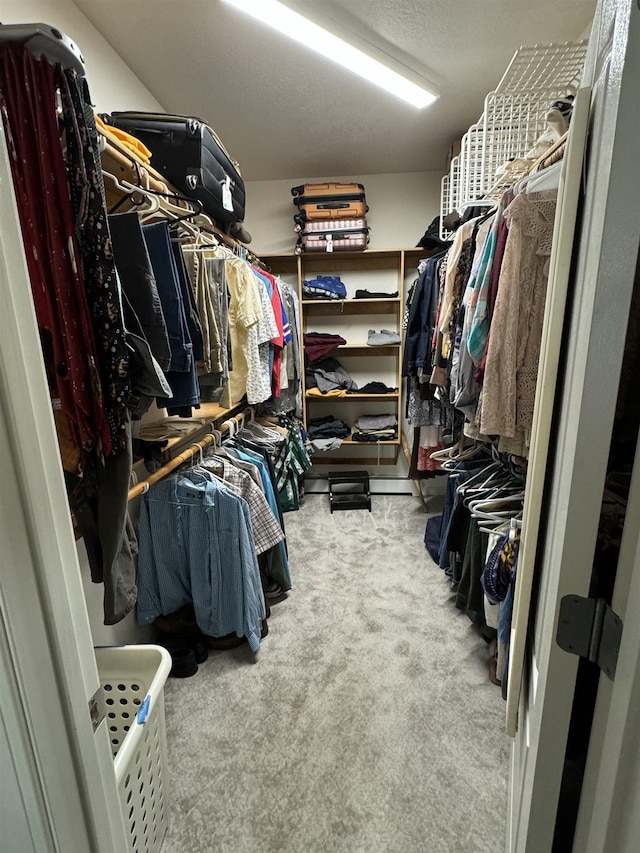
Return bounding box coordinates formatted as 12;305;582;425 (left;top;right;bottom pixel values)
291;186;303;198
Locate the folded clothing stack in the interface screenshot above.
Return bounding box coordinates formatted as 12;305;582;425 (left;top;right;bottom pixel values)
352;413;398;442
356;380;397;394
308;415;351;440
304;332;347;362
306;357;358;394
302;275;347;300
367;329;401;345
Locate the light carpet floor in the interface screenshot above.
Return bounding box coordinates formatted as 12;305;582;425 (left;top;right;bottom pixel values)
160;495;510;853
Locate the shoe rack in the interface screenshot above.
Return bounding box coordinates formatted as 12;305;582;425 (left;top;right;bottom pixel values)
263;248;426;467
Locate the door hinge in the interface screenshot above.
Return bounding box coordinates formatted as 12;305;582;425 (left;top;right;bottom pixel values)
557;595;623;680
88;686;106;733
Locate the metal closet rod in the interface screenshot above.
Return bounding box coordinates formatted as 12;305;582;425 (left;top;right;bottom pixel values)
127;410;251;502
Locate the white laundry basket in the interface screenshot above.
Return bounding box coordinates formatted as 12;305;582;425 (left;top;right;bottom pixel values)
95;645;172;853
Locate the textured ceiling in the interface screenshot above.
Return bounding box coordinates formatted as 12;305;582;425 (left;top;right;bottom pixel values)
74;0;596;180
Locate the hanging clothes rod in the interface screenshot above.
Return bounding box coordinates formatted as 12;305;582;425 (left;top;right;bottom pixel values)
127;410;253;502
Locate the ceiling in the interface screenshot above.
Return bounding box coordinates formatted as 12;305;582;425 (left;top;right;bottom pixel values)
75;0;596;181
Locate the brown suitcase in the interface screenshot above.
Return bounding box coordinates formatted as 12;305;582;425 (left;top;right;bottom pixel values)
292;182;367;222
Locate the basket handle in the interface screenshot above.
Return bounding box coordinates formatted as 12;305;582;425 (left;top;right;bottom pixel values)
136;695;151;725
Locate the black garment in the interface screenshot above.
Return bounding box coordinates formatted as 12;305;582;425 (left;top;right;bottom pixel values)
68;415;137;625
352;431;397;442
171;238;204;362
402;251;447;376
307;416;351;440
355;289;399;299
353;381;398;394
109;212;171;370
60;67;131;453
456;521;492;636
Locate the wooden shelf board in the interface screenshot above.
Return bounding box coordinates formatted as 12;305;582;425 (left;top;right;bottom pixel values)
326;345;400;356
342;437;400;445
305;392;399;401
309;456;398;466
301;298;401;316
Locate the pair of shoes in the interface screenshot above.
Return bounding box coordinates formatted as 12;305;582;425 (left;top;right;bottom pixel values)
154;605;200;638
156;631;209;664
367;329;401;346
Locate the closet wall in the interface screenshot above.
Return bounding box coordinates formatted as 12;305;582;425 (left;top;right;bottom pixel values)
1;0;164;111
245;171;442;255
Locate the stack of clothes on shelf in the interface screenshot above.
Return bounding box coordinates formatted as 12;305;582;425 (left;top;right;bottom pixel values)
352;414;398;442
307;415;351;451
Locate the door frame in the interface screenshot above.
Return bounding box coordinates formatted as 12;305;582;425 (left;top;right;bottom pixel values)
0;120;129;850
507;1;640;850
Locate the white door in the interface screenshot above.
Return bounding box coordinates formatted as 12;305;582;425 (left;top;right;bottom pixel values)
0;121;129;850
507;0;640;851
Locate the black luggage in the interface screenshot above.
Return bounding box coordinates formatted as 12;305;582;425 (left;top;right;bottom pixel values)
107;112;245;226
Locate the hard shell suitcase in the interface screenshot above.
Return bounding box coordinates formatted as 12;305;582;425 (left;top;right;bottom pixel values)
292;182;367;222
108;112;245;226
295;222;370;254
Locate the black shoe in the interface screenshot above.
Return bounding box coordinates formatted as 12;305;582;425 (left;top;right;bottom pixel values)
169;647;198;678
156;631;209;664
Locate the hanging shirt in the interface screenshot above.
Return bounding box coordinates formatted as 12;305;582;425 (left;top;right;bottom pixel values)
199;457;285;555
480;189;557;445
137;472;265;651
222;256;263;406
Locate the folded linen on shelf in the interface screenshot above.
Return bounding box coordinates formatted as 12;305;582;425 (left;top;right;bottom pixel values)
304;332;347;362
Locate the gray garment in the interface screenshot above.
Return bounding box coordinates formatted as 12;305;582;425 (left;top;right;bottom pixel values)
205;256;231;378
307;358;358;393
72;416;138;625
312;437;344;451
452;329;482;419
356;414;398;431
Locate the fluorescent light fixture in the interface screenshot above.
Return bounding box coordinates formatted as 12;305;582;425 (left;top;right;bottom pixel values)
221;0;438;109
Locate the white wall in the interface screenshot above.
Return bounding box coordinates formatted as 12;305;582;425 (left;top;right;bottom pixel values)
0;0;164;111
244;170;442;255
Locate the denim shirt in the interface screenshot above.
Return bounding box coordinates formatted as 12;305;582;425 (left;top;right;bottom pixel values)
137;472;265;651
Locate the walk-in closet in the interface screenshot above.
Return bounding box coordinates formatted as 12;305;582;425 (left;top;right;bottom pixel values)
1;2;639;852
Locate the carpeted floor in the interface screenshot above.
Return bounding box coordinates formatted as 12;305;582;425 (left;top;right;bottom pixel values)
160;495;510;853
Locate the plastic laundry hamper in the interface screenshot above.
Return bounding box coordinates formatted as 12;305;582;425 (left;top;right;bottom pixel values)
95;645;172;853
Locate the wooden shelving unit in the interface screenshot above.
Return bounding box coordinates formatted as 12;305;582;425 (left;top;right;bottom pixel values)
264;248;430;467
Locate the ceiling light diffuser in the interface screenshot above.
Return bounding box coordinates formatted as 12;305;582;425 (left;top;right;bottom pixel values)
221;0;438;109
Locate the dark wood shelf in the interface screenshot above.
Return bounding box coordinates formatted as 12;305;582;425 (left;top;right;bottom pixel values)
301;298;401;316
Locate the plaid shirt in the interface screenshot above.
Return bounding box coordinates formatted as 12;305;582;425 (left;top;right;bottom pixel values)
201;457;284;555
